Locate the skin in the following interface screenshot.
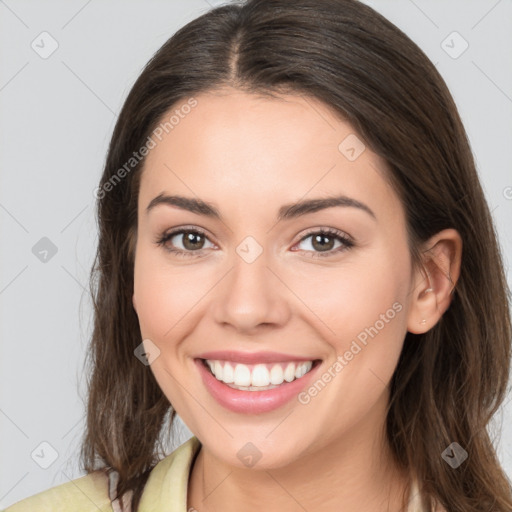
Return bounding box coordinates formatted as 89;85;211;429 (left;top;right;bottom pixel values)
132;88;462;512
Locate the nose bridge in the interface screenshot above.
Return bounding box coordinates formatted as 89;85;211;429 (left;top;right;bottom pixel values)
212;234;290;331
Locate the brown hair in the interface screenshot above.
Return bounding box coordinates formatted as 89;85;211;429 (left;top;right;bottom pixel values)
80;0;512;510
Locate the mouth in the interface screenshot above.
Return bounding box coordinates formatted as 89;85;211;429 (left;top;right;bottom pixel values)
194;355;323;414
199;358;321;391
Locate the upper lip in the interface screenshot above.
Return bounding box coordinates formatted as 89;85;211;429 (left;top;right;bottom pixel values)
196;350;319;365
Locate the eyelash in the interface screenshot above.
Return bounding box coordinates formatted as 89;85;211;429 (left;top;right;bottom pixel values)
154;226;354;259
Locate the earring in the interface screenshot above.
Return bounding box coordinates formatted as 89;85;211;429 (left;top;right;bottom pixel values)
423;287;434;295
420;319;426;325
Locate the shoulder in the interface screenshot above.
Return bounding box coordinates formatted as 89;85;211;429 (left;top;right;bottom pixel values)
2;470;112;512
2;436;202;512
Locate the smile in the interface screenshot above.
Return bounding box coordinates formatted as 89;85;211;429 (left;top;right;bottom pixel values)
195;355;322;414
203;359;314;390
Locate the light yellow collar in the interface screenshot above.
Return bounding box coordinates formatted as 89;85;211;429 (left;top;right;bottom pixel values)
139;436;201;512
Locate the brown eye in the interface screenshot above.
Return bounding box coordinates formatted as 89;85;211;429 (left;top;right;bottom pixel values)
155;227;215;257
180;231;206;250
294;228;354;258
310;233;336;252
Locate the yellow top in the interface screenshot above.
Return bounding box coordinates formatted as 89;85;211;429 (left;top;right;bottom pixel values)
2;436;433;511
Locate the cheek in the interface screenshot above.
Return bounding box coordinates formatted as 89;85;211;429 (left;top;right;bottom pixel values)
133;247;214;341
296;245;410;386
291;266;408;441
132;248;207;412
288;258;406;342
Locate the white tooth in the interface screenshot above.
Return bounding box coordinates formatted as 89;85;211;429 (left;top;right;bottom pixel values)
284;362;296;382
229;384;249;390
251;364;270;386
227;383;280;391
295;362;311;379
269;364;285;385
222;362;234;383
208;359;314;386
214;361;223;380
233;363;251;386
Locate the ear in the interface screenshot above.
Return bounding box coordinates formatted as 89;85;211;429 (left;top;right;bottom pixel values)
132;293;138;313
407;228;462;334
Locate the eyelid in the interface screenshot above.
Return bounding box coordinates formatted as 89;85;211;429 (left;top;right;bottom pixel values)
295;226;353;243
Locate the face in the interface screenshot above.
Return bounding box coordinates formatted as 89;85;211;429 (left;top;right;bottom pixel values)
132;88;417;469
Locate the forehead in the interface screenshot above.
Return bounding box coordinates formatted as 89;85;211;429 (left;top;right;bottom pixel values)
138;89;402;224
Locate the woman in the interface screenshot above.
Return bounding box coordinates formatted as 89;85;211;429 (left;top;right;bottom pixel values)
5;0;511;511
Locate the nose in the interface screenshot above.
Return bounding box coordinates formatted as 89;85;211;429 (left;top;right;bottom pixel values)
212;247;291;334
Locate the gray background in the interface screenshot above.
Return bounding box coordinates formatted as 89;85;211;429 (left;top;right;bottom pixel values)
1;0;511;507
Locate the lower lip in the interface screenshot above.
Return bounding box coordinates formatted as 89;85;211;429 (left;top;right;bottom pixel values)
195;358;321;414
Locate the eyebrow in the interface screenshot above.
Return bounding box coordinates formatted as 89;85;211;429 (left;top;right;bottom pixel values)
145;193;376;221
